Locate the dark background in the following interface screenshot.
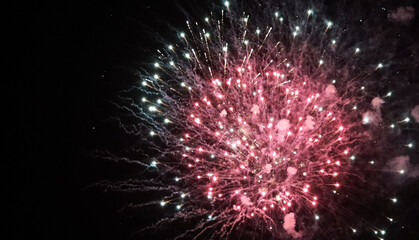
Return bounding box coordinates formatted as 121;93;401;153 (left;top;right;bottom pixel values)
10;0;419;239
11;1;210;239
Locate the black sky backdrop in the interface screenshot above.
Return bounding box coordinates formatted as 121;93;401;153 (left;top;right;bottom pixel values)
11;0;419;239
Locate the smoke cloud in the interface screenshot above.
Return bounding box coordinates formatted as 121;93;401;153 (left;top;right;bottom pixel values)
371;97;384;114
283;213;302;238
362;97;384;125
411;105;419;123
325;84;336;96
388;6;415;22
276;119;291;132
386;155;419;179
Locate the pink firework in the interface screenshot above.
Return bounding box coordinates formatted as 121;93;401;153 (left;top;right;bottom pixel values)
106;1;418;239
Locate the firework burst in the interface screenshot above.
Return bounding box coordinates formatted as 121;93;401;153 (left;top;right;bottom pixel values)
96;0;419;239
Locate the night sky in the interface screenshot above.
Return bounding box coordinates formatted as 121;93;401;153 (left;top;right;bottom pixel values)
11;0;419;239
